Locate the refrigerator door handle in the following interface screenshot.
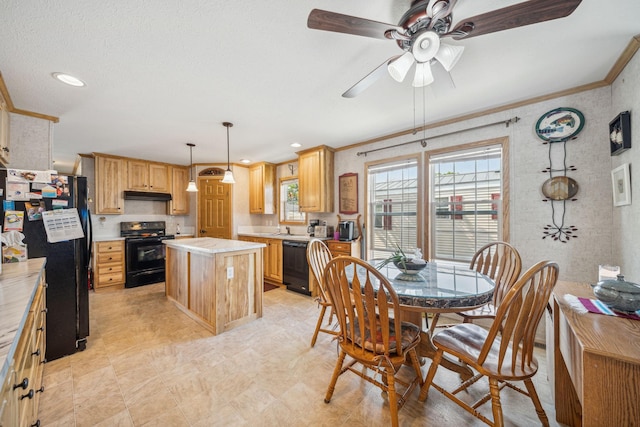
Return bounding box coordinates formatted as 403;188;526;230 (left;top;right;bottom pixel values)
87;210;93;267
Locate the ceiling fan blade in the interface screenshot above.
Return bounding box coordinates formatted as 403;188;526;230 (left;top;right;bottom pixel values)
447;0;582;40
308;9;403;40
342;56;400;98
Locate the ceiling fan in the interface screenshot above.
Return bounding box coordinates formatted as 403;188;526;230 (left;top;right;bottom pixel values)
308;0;582;98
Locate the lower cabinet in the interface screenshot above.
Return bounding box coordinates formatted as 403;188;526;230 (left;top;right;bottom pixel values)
92;240;125;291
0;265;47;427
238;236;282;284
327;239;361;258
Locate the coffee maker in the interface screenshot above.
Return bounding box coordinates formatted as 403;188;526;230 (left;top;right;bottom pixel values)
338;221;355;241
307;219;320;236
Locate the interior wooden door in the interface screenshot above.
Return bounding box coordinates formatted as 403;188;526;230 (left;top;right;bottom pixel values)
197;177;232;239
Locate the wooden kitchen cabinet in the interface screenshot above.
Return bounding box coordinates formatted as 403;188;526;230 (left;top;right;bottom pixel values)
169;166;189;215
326;239;361;258
249;162;276;214
0;90;9;166
238;236;282;284
297;145;334;212
92;240;125;291
95;155;124;214
126;160;170;192
0;261;46;427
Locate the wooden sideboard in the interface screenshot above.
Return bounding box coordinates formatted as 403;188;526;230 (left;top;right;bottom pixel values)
551;281;640;426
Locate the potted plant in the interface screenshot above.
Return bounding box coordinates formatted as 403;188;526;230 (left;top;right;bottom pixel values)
377;245;426;274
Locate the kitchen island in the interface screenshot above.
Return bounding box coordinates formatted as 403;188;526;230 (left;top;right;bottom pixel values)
164;237;266;335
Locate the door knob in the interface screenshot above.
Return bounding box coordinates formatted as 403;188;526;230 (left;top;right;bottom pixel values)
200;229;206;234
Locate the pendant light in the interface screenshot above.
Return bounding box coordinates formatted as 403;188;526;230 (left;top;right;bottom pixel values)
185;143;198;192
221;122;235;184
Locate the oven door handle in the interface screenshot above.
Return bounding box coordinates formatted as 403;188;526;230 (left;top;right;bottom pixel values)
126;237;163;243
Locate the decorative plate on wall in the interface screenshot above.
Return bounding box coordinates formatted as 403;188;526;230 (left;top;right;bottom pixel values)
541;176;579;200
535;108;585;142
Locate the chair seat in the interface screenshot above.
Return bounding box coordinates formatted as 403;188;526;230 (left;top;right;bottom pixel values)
348;316;421;354
433;323;539;380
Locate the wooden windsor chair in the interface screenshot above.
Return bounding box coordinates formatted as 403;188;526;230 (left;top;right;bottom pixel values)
419;260;559;426
323;256;423;427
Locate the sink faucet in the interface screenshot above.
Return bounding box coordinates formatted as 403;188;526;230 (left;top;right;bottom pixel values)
286;226;291;235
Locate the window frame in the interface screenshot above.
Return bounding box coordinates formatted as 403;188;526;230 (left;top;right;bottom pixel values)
425;136;510;261
364;154;423;261
278;176;306;225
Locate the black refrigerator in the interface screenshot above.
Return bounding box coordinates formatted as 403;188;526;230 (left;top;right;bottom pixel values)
1;171;91;361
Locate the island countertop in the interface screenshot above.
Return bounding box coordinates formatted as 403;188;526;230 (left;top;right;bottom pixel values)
0;258;46;383
163;237;266;255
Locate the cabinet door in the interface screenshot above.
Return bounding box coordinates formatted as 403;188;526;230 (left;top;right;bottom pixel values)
298;150;321;212
126;160;149;191
169;166;189;215
298;147;334;212
95;156;124;214
249;163;275;214
0;98;9;167
149;163;170;192
249;165;265;213
267;239;283;282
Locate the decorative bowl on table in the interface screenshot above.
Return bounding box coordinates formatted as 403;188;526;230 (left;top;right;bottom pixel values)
392;260;427;275
593;274;640;313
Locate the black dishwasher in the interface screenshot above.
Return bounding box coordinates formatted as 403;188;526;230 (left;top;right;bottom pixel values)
282;240;311;296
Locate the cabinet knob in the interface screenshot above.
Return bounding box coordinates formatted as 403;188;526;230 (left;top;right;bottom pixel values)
20;389;34;400
13;378;28;390
32;349;40;357
37;326;44;332
36;386;45;393
31;420;41;427
41;308;48;313
2;147;9;153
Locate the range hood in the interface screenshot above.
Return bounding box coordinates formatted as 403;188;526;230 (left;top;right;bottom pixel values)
123;191;172;201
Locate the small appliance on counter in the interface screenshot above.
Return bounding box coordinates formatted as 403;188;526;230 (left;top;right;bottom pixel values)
338;221;355;241
307;219;320;236
313;225;334;238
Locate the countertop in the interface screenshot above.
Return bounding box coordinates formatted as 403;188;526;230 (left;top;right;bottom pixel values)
237;232;319;242
164;237;266;255
0;258;46;382
93;236;125;242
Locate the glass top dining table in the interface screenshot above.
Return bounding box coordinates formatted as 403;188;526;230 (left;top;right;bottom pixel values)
365;260;495;313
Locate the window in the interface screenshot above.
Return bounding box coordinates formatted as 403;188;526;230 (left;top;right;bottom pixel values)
430;145;502;262
279;177;305;224
367;158;419;260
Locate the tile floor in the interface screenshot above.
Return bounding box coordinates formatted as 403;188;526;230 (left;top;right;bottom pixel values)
38;284;562;426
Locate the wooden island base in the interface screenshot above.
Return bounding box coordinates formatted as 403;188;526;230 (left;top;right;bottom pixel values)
164;238;266;335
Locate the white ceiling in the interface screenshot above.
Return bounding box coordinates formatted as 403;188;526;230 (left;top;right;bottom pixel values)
1;1;639;172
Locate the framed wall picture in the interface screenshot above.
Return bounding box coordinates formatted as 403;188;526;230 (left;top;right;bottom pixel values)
610;111;631;155
611;163;631;207
339;173;358;214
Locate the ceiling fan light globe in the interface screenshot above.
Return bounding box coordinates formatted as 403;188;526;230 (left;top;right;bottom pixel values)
412;31;440;63
387;51;415;82
435;43;464;72
413;61;435;87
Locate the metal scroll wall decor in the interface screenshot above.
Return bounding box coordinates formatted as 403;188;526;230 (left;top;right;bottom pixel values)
535;107;585;242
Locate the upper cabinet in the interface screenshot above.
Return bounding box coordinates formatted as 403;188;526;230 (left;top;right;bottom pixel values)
95;155;124;214
0;91;10;166
169;166;189;215
249;162;276;214
297;145;334;212
126;160;170;192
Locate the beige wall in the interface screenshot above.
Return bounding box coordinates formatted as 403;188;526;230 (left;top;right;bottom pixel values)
611;49;640;281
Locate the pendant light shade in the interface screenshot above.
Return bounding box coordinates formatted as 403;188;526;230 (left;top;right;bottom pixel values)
221;122;235;184
185;143;198;192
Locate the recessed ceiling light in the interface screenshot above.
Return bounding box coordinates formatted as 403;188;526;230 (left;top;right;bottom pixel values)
290;142;302;148
52;72;86;87
240;159;251;164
